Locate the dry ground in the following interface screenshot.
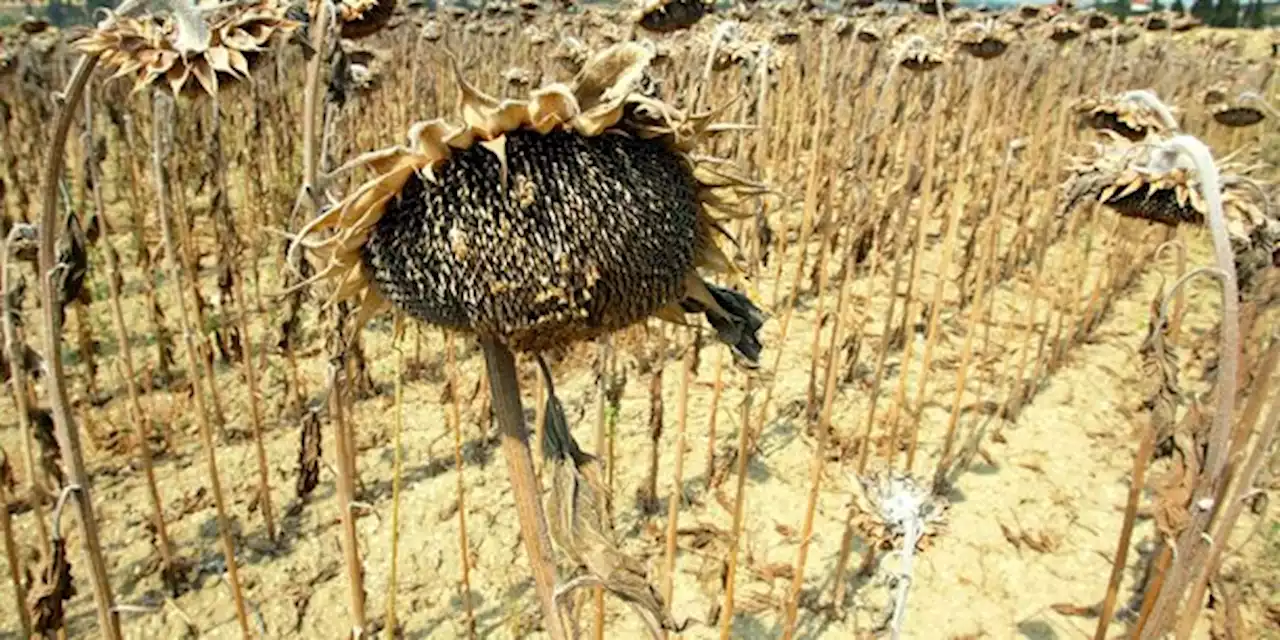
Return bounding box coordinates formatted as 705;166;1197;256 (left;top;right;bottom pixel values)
1;186;1275;639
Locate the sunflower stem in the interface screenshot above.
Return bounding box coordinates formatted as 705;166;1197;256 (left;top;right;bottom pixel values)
37;51;123;640
479;338;570;640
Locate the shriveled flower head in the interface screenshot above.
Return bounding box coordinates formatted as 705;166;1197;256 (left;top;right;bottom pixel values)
1048;17;1083;43
1064;134;1278;293
1204;88;1267;128
75;0;299;97
850;470;948;551
294;43;768;365
1065;134;1270;246
635;0;713;32
1074;92;1174;141
772;26;801;45
915;0;956;15
894;35;949;72
954;18;1013;59
1081;9;1111;29
334;0;397;39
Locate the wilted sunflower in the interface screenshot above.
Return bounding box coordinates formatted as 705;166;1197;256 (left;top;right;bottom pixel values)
1063;134;1278;292
332;0;396;38
1081;10;1111;29
635;0;713;32
915;0;956;15
74;1;299;97
1074;93;1173;141
295;44;767;365
1204;89;1267;128
954;19;1013;59
894;35;948;72
1048;18;1083;43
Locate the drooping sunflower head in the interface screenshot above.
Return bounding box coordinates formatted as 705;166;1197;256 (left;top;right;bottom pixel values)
1073;93;1173;142
1204;89;1266;128
74;1;299;97
635;0;713;32
332;0;398;39
296;43;767;364
1064;135;1279;294
954;19;1013;59
894;35;949;72
1062;135;1277;294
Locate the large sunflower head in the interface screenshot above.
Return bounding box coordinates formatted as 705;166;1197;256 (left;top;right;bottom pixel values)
296;43;767;365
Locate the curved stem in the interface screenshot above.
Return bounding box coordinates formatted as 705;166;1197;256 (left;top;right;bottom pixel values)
36;52;123;640
1140;134;1240;638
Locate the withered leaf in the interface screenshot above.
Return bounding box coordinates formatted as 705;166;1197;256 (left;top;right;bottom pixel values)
27;538;75;636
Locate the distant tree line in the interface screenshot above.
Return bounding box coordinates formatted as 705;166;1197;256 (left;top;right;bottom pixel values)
1096;0;1279;27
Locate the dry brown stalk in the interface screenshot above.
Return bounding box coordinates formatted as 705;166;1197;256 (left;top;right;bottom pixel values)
480;338;569;640
719;375;754;640
2;230;51;545
856;124;920;473
589;340;609;640
1173;339;1279;639
704;349;726;489
1096;288;1176;638
445;333;477;638
906;182;968;471
0;449;31;636
638;349;665;516
660;332;695;607
232;259;276;542
152;90;248;637
385;336;404;639
328;310;367;635
885;117;940;467
100;227;178;586
757;38;829;425
782;207;860;637
34;52;121;640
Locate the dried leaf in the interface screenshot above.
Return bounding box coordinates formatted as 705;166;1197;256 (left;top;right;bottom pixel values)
26;539;75;636
296;410;322;499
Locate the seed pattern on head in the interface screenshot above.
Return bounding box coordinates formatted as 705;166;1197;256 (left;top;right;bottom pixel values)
362;130;703;353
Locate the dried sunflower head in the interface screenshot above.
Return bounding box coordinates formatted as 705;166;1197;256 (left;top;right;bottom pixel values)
635;0;713;32
1206;91;1266;128
915;0;956;15
296;43;767;365
954;18;1013;59
1049;18;1083;43
1082;10;1111;29
20;16;51;35
333;0;396;38
894;35;948;72
772;26;801;45
1062;134;1272;247
75;1;299;98
855;22;882;43
503;66;537;88
1074;92;1172;142
1144;12;1170;30
1171;14;1201;31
